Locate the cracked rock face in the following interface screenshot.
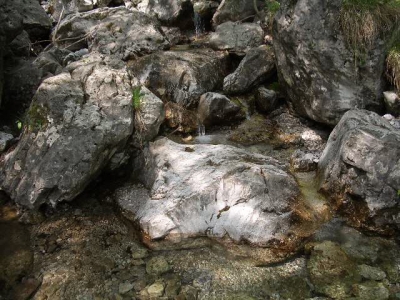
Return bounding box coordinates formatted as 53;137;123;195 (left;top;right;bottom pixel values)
318;110;400;234
54;7;169;59
115;137;304;247
274;0;386;125
0;54;134;208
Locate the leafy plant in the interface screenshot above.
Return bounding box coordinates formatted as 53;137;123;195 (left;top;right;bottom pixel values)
132;86;144;111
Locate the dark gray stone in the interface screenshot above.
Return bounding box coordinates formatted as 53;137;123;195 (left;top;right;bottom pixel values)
223;45;275;94
255;87;278;113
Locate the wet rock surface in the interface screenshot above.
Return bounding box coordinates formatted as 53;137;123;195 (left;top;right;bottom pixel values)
318;110;400;234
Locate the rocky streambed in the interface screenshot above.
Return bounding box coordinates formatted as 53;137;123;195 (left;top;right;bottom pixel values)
1;0;400;299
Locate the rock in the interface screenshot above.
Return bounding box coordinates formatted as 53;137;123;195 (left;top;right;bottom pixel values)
0;36;4;109
115;137;308;249
165;275;182;297
119;282;134;294
0;132;14;153
318;110;400;234
274;0;386;125
134;86;165;141
9;31;31;57
383;91;400;116
164;102;199;133
255;87;278;113
33;47;72;77
290;150;320;172
307;241;359;299
209;22;264;54
0;54;134;208
352;281;389;300
193;0;219;18
129;49;229;108
48;0;117;21
197;92;243;126
161;26;190;46
358;264;386;281
146;256;170;276
224;45;276;94
146;281;165;297
12;277;42;300
137;0;193;26
3;58;43;116
3;0;52;41
55;7;169;58
212;0;264;26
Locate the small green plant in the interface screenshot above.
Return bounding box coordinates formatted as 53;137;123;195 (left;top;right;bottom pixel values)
16;120;23;131
132;86;144;111
268;81;281;92
25;104;49;132
397;189;400;198
266;0;280;15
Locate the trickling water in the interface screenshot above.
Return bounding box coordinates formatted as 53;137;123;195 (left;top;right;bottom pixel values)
198;123;206;136
193;11;205;36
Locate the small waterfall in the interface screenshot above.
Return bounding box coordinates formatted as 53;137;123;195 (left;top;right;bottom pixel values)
198;123;206;136
193;11;205;36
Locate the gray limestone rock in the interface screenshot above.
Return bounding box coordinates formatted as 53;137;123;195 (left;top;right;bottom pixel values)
0;132;14;153
134;86;165;141
383;91;400;116
223;45;276;94
54;7;169;58
115;137;305;247
137;0;193;26
212;0;264;26
0;54;134;208
197;92;243;126
209;22;263;54
129;49;229;108
274;0;386;125
255;87;278;113
318;110;400;234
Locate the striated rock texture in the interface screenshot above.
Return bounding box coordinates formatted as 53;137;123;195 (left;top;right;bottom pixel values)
129;49;229;108
223;45;276;94
54;7;169;58
209;22;264;54
115;137;306;248
0;54;134;208
273;0;386;126
318;110;400;234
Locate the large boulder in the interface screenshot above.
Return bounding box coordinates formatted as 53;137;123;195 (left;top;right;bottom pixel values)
318;110;400;234
115;137;309;250
137;0;193;27
212;0;264;26
273;0;386;126
129;49;229;108
0;54;134;208
223;45;275;94
209;22;264;54
54;7;169;59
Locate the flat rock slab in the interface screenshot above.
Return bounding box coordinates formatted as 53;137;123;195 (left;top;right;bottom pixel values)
55;7;169;59
115;137;307;249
